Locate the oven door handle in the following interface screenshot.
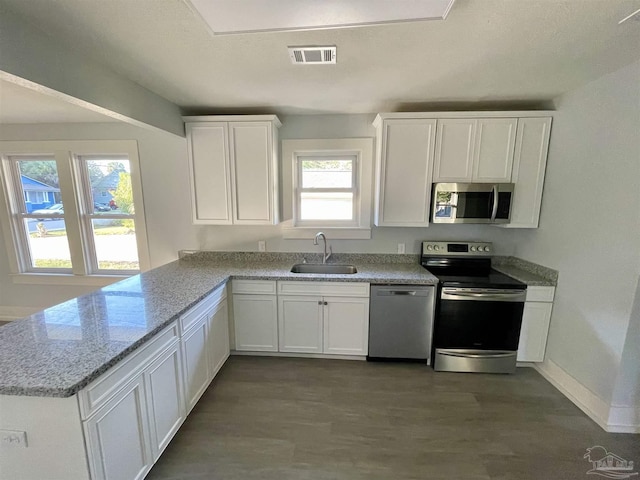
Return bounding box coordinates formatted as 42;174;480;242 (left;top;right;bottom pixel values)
441;289;526;302
490;184;499;222
438;350;516;359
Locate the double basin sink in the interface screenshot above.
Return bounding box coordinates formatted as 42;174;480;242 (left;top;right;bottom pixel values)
290;264;358;274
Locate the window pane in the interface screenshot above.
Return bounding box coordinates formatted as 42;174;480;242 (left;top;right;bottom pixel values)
300;192;353;220
16;158;61;214
92;219;139;271
24;218;72;269
301;159;352;188
81;157;134;215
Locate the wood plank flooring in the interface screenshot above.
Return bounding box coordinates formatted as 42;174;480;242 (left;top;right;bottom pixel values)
147;356;639;480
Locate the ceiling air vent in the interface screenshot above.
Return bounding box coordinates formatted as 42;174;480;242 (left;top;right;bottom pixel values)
288;46;336;65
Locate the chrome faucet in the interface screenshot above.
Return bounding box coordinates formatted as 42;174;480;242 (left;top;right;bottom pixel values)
313;232;332;264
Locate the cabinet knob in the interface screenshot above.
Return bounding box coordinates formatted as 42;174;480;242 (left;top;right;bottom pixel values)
324;301;328;305
318;301;322;305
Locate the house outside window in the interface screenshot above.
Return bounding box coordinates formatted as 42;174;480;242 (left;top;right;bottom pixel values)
0;140;149;285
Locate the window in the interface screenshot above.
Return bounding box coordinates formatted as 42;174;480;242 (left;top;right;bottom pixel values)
0;140;149;283
296;155;357;225
282;138;373;239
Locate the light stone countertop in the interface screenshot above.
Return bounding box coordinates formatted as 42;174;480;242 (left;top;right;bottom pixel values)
0;252;438;398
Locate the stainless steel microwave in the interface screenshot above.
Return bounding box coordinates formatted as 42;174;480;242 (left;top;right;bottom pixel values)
432;183;514;224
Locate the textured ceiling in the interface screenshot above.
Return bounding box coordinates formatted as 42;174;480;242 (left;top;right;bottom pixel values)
1;0;640;117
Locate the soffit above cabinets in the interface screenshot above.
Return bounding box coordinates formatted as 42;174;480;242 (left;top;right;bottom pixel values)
187;0;455;35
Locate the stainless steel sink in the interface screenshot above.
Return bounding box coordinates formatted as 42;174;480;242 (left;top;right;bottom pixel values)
290;264;358;274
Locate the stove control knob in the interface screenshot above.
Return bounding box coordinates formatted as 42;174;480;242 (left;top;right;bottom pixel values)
480;246;487;252
426;245;433;251
434;245;440;251
485;246;491;252
470;246;476;252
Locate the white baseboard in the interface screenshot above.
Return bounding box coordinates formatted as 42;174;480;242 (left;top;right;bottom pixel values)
608;405;640;434
230;350;366;361
0;306;40;322
534;359;639;434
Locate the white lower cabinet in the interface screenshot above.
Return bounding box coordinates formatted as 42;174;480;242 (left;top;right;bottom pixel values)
145;341;186;459
209;301;230;377
323;296;369;355
275;281;370;357
278;296;323;353
85;373;154;480
517;286;555;362
232;280;279;352
181;314;210;412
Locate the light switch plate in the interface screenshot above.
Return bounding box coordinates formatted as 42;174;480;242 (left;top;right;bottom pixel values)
397;243;405;254
1;429;27;448
258;240;266;252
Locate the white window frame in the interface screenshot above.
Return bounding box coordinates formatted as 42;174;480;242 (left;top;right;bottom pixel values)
0;140;150;285
294;153;359;228
282;138;373;240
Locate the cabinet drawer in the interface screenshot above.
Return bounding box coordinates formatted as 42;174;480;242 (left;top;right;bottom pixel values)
180;284;227;333
79;322;179;420
526;286;555;302
277;281;369;297
232;279;277;295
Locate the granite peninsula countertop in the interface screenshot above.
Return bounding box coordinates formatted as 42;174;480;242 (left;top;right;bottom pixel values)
0;252;439;398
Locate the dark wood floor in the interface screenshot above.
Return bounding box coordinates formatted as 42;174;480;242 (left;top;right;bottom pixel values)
147;356;639;480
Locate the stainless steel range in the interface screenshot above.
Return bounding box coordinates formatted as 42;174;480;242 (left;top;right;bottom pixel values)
421;241;527;374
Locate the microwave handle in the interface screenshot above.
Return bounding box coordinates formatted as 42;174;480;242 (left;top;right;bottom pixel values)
490;185;499;221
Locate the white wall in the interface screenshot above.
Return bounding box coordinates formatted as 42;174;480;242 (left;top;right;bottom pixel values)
0;115;522;313
0;122;194;310
511;60;640;412
196;113;521;254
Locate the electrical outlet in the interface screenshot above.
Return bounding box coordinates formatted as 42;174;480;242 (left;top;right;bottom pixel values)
397;243;405;254
258;240;266;252
1;429;27;448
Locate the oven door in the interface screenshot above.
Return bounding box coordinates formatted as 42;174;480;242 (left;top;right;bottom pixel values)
432;183;513;224
433;287;525;373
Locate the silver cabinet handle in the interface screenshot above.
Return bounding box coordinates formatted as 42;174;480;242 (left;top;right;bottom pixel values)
389;291;416;296
490;184;499;221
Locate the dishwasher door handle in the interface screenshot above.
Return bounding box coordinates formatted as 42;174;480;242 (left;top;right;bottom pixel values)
375;288;429;297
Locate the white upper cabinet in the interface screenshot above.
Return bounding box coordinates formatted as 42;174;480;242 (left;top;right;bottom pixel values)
433;118;476;182
503;117;552;228
433;118;517;183
374;118;436;227
472;118;517;182
185;115;281;225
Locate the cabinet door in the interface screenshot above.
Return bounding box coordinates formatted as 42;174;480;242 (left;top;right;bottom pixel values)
517;302;553;362
144;341;186;460
323;297;370;356
278;296;323;353
233;294;278;351
433;119;476;182
84;374;153;480
229;122;277;225
181;315;210;412
375;119;436;227
209;301;230;378
472;118;517;182
505;117;552;228
186;123;233;224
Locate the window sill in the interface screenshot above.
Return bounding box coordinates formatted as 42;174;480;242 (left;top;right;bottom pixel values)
281;222;371;240
10;273;130;287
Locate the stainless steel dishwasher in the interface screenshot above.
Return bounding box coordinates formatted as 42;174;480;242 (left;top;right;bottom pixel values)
368;285;436;362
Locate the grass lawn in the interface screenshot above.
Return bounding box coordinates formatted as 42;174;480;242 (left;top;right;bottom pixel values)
30;226;134;238
33;259;139;270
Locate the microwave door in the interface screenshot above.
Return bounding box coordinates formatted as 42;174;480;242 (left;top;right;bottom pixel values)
434;191;458;222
